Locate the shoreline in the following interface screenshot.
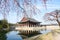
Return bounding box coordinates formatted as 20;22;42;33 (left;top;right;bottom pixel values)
23;34;41;40
23;29;60;40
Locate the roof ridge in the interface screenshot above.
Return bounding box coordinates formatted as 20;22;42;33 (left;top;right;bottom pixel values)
20;16;40;22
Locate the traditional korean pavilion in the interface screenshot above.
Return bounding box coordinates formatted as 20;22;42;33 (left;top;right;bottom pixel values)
18;16;41;27
16;16;41;36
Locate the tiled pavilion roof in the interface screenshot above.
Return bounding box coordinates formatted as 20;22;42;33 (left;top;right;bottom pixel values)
20;16;40;23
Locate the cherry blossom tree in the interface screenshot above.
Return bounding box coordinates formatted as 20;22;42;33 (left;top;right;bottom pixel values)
44;10;60;27
0;0;47;21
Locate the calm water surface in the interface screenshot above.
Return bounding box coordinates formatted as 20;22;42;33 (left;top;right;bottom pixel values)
6;30;51;40
6;31;22;40
40;30;51;34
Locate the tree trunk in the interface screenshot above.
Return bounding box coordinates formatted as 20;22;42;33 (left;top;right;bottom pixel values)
56;20;60;28
58;23;60;28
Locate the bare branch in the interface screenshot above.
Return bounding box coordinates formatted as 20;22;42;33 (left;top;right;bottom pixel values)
44;10;60;26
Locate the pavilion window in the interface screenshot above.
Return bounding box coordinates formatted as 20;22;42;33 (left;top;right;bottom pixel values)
29;24;30;27
33;25;34;27
31;24;32;27
34;25;35;27
30;24;31;27
26;23;28;26
35;24;37;27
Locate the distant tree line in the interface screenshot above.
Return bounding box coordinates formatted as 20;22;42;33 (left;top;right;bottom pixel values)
0;19;8;29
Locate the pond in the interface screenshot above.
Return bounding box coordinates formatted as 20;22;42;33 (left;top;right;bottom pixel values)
6;31;22;40
0;30;51;40
40;30;51;34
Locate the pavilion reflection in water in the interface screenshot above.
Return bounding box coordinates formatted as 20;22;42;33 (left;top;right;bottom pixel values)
15;16;44;36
